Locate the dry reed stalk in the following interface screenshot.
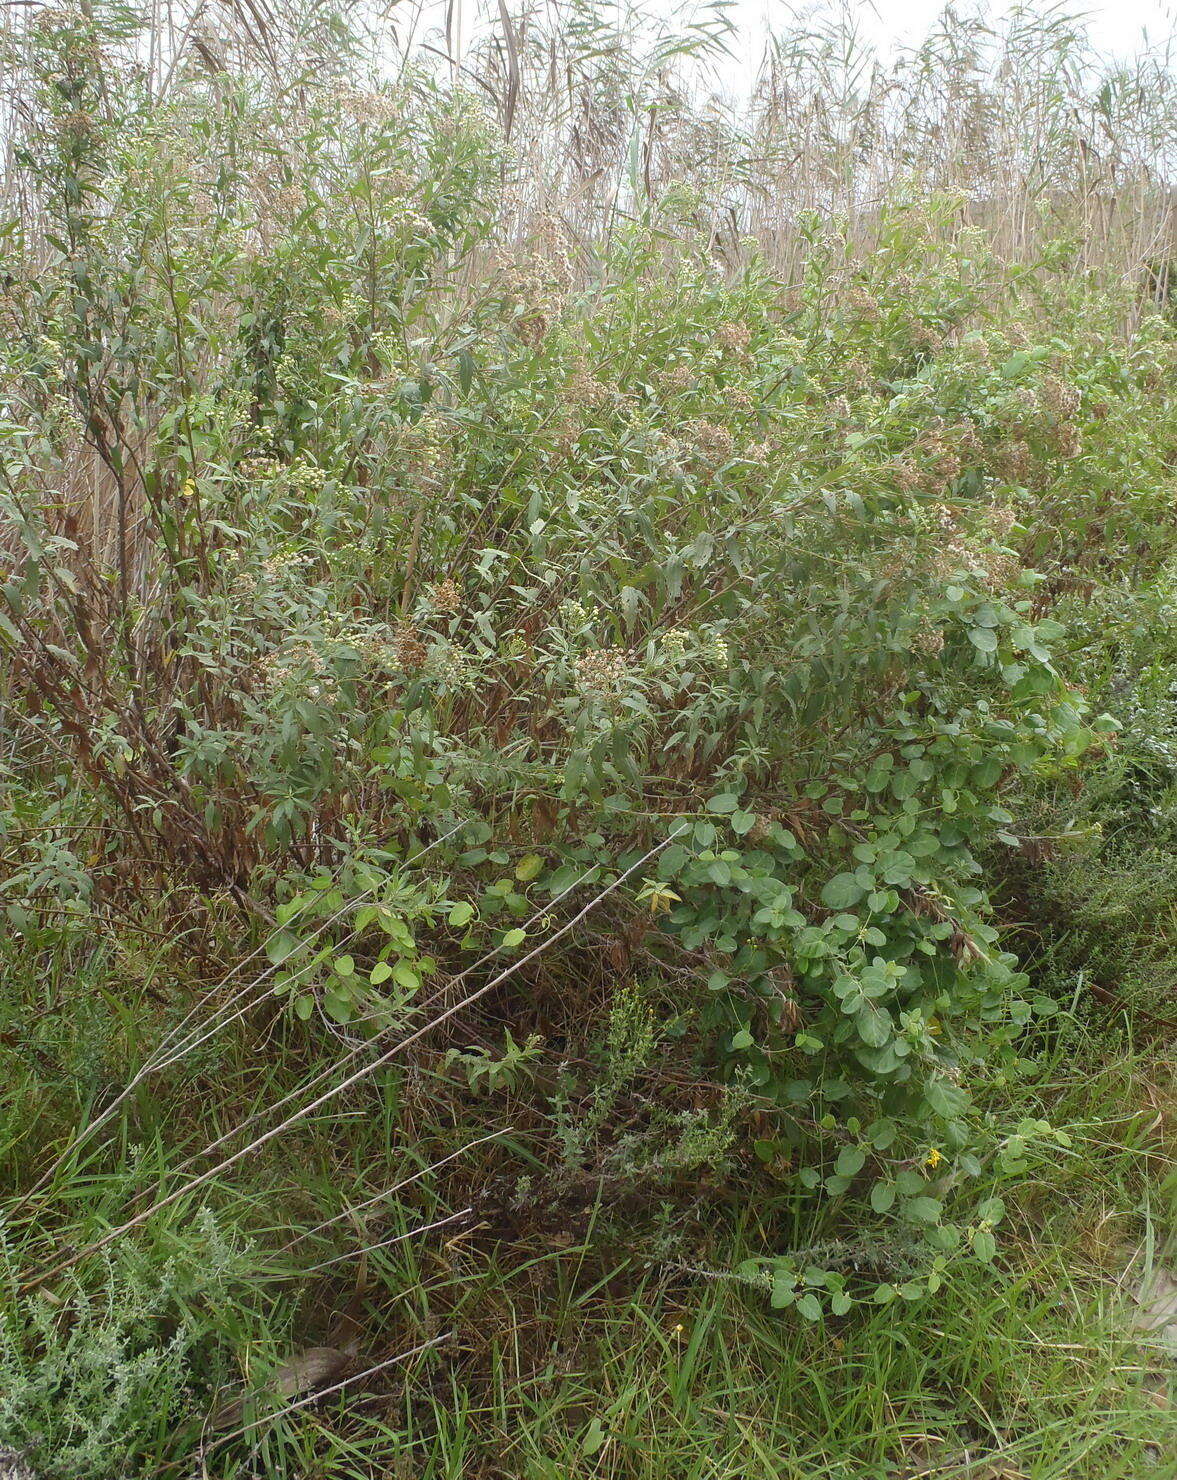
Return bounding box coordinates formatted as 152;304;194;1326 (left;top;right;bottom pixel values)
2;4;1173;571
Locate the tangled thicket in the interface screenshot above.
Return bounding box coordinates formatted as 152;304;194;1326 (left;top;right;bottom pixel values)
0;2;1175;1473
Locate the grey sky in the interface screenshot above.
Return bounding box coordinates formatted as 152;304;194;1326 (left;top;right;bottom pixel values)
730;0;1175;59
430;1;1176;96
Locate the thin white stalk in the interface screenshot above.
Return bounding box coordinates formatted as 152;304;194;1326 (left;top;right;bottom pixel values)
23;828;684;1292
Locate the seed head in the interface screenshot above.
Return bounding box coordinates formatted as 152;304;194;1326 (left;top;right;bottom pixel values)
431;577;461;614
393;622;427;672
717;321;752;354
575;646;629;694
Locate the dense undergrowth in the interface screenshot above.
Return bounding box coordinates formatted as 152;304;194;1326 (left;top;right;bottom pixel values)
0;3;1174;1477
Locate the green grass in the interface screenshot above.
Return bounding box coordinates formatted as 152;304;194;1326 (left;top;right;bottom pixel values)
2;933;1171;1479
374;1032;1175;1480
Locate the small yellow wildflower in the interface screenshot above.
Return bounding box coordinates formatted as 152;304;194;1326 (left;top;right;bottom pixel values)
925;1147;943;1169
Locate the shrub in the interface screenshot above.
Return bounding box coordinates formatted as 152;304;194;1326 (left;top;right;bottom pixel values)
0;2;1172;1327
0;1212;249;1478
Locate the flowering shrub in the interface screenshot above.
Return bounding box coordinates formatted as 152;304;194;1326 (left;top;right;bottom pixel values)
1;8;1171;1319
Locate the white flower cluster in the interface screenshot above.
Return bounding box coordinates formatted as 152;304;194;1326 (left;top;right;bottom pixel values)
659;628;729;667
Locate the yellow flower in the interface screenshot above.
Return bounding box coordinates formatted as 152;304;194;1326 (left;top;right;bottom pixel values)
925;1147;942;1169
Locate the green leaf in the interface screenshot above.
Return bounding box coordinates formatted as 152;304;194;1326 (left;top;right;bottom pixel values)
869;1118;897;1150
821;873;866;909
448;901;475;927
323;991;352;1024
456;346;475;394
968;627;998;652
265;931;301;966
545;866;582;897
835;1145;866;1178
581;1417;606;1456
369;961;393;985
795;1292;823;1322
903;1196;943;1225
870;1182;896;1213
515;854;544;881
276;893;311;926
856;1001;892;1048
619;586;641;628
973;1227;997;1263
730;1028;754;1051
501;927;526;949
925;1077;969;1120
